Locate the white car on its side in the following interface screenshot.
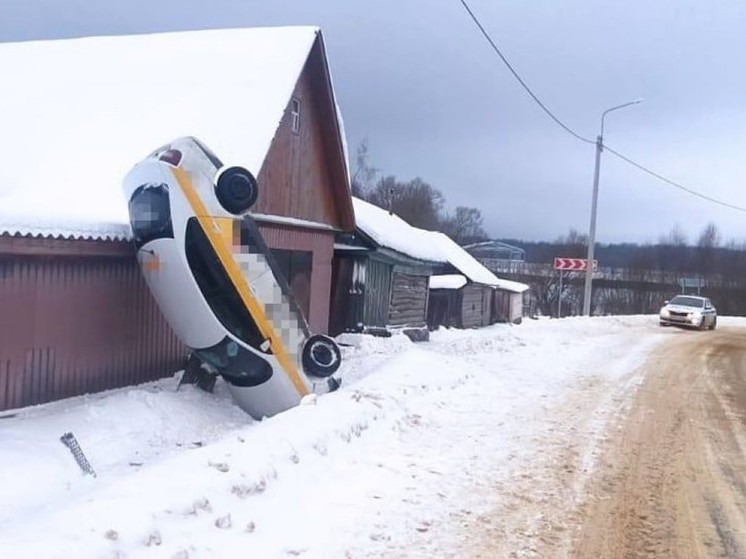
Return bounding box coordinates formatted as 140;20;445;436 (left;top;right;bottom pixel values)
659;295;717;330
122;136;341;419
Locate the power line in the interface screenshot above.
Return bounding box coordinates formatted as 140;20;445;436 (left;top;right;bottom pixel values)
457;0;594;145
458;0;746;214
604;144;746;213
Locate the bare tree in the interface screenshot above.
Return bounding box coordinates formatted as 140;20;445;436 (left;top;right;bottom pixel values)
553;228;588;258
440;206;488;245
350;138;378;199
367;176;445;231
697;222;721;274
658;224;688;246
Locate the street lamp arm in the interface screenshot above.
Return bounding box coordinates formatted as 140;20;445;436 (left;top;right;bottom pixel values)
600;99;644;138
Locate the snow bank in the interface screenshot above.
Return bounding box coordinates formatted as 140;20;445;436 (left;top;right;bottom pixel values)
0;316;684;557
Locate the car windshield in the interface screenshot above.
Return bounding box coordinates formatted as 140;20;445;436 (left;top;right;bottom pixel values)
128;183;173;248
669;296;704;308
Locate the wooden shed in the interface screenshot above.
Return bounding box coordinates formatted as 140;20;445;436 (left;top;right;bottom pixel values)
426;233;528;330
329;200;437;336
0;26;354;411
491;279;530;324
427;274;492;329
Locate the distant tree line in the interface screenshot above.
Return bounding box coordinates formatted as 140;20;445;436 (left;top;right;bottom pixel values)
501;223;746;316
351;139;489;245
499;222;746;279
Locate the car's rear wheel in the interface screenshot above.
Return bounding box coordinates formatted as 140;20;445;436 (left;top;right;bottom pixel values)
302;335;341;378
215;166;258;215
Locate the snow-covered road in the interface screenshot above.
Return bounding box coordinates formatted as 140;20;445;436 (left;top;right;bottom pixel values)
1;316;669;558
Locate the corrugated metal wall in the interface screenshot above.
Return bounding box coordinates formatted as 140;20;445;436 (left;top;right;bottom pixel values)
257;223;334;334
0;224;335;412
0;253;185;412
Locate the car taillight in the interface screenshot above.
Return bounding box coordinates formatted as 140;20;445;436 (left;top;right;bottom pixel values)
159;149;182;166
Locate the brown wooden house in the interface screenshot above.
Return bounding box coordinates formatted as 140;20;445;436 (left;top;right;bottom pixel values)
0;27;354;411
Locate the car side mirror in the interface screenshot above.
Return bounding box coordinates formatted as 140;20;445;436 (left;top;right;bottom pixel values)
663;300;669;305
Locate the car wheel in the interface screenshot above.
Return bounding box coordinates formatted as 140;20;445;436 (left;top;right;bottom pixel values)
709;317;717;330
215;166;258;214
302;334;342;378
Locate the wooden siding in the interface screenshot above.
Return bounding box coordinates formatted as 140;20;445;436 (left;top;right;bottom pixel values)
492;289;525;324
388;272;429;327
363;258;392;330
0;253;185;412
255;38;353;231
257;223;334;334
460;284;492;329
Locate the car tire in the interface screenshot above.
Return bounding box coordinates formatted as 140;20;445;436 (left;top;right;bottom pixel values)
709;318;717;330
215;166;258;214
302;334;342;378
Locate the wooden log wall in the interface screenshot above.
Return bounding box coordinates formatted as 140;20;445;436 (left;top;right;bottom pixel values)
387;272;428;327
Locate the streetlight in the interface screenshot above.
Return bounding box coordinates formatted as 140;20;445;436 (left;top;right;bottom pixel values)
582;99;643;316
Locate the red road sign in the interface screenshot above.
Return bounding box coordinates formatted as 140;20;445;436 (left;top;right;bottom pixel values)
553;257;598;271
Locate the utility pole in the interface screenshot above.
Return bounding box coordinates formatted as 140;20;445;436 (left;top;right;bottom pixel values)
582;135;603;316
582;99;643;316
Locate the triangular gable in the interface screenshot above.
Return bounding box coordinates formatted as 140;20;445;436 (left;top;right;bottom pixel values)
0;27;336;230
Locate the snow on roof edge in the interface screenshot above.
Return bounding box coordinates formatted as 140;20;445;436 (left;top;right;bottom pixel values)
430;274;467;290
493;278;530;293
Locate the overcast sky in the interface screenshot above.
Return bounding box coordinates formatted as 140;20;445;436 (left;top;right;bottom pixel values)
2;0;745;245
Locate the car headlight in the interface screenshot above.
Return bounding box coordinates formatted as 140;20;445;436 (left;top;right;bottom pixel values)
660;308;670;318
690;312;702;323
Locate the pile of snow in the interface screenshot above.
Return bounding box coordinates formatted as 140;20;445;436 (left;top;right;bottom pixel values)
0;315;691;558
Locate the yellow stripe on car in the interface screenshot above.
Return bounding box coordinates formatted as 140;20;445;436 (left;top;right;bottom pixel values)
171;166;309;397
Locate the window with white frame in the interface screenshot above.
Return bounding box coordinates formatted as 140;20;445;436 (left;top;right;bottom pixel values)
290;98;301;133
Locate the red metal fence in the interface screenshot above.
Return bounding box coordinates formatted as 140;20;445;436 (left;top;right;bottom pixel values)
0;240;186;412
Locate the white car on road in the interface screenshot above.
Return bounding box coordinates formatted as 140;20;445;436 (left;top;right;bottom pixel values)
659;295;717;330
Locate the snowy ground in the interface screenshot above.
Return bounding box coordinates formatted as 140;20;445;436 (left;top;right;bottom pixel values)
0;316;687;558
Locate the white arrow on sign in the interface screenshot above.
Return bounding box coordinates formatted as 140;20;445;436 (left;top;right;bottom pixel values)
553;257;598;271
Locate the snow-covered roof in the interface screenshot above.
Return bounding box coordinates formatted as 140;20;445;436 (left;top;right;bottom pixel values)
352;198;517;288
0;26;329;240
351;198;446;263
493;278;530;294
0;215;131;242
429;274;467;290
426;231;502;287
